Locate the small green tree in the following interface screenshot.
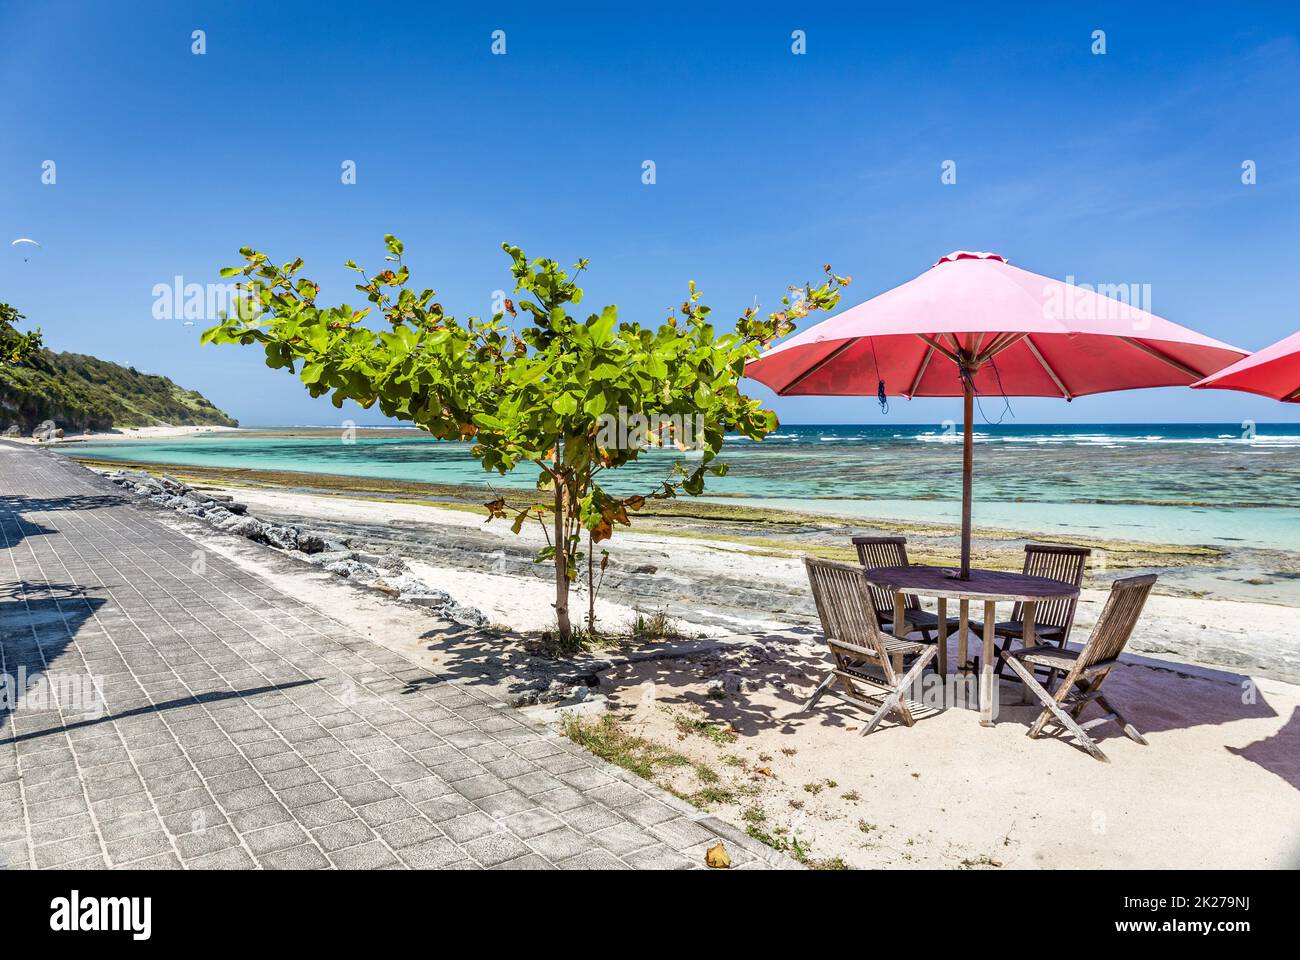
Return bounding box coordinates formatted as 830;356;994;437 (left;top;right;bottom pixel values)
202;238;848;645
0;303;43;373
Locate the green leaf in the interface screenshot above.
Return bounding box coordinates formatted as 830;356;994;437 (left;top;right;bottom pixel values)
589;305;617;346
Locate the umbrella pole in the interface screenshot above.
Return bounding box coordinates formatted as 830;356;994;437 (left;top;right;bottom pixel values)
960;375;973;580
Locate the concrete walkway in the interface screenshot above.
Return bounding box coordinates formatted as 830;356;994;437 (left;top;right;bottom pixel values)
0;443;785;870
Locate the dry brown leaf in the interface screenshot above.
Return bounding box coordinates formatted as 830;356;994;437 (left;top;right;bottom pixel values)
755;766;774;777
705;841;731;869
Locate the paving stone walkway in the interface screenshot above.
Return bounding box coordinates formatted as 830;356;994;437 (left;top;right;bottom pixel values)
0;443;787;870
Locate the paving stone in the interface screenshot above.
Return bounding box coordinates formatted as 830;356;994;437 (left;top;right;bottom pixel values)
501;808;566;840
310;818;377;853
556;848;630;870
33;834;103;868
188;846;257;869
526;826;595;863
373;817;441;849
396;837;471;868
490;853;554;870
244;821;311;856
106;831;173;865
460;831;533;867
327;840;399;870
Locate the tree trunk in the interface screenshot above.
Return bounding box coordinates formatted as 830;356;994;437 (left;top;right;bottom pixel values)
586;530;596;634
553;475;572;641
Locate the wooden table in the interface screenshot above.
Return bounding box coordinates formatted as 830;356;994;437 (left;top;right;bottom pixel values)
862;565;1080;726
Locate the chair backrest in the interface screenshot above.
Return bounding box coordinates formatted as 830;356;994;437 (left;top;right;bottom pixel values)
1011;543;1091;631
852;536;920;616
1076;575;1157;668
804;556;887;654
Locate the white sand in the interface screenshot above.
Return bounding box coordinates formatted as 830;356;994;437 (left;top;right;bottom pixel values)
599;635;1300;868
18;424;240;444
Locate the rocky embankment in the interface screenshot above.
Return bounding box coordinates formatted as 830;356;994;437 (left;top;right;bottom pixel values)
103;469;488;628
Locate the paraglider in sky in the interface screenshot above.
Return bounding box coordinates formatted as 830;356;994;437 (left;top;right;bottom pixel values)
10;238;41;262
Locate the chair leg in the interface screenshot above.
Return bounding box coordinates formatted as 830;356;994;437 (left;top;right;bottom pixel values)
861;647;936;737
1094;692;1149;746
800;671;836;712
993;636;1011;677
1002;656;1109;762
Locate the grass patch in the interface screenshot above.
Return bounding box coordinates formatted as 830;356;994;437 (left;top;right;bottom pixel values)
959;854;1004;869
674;714;738;745
562;714;689;781
745;825;850;870
629;609;680;640
563;714;741;813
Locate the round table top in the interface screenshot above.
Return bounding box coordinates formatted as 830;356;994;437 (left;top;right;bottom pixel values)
862;565;1080;603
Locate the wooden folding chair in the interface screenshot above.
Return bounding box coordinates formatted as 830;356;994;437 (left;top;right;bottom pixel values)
852;535;960;643
1000;574;1156;762
971;544;1090;676
799;557;937;737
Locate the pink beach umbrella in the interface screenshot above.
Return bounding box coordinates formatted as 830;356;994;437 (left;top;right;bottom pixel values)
1190;330;1300;402
745;251;1247;579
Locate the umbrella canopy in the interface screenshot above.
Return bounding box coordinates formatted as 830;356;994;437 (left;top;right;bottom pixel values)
1190;330;1300;402
746;251;1248;578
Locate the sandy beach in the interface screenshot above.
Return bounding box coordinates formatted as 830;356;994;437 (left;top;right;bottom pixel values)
76;460;1300;870
15;424;241;445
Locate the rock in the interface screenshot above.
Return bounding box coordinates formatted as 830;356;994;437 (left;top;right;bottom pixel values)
324;559;381;581
631;564;658;574
31;419;61;441
221;516;265;540
305;549;354;567
296;532;327;554
2;424;19;437
443;599;489;628
262;525;300;551
226;502;248;515
380;573;436;595
706;672;757;696
398;592;450;608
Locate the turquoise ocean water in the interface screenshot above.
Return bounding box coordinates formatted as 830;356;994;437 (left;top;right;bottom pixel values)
70;423;1300;551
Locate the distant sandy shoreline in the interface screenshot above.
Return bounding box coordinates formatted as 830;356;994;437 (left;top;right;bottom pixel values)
17;424;241;445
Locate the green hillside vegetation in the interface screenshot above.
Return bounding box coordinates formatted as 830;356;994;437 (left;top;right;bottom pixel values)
0;347;238;432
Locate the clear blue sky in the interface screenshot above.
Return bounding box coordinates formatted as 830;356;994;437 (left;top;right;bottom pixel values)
3;1;1299;426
